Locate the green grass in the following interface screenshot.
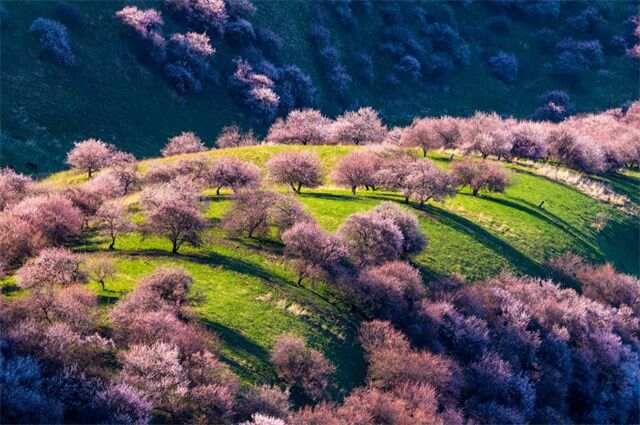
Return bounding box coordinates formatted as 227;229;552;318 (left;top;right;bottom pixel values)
6;144;639;394
1;1;637;174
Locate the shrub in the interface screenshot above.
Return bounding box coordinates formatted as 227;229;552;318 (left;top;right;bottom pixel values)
451;159;510;196
275;65;318;114
533;90;575;122
162;131;207;156
206;157;260;195
266;109;330;145
267;151;322;193
270;334;335;400
225;18;256;46
229;58;280;123
165;0;228;37
255;27;283;56
67;139;115;178
488;51;518;83
164;63;203;94
166;31;214;81
29;18;74;66
115;6;166;61
394;55;421;81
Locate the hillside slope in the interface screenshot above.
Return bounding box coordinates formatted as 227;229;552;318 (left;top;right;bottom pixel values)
5;144;636;393
1;0;638;173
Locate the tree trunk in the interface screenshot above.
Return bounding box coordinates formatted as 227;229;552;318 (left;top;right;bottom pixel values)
100;280;106;291
216;187;221;196
88;169;93;178
422;148;427;157
472;188;479;196
108;236;116;250
296;183;302;194
351;186;356;195
297;274;304;286
289;182;297;193
171;240;179;255
404;196;409;203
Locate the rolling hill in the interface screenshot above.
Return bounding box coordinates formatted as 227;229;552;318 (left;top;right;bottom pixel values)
4;144;638;395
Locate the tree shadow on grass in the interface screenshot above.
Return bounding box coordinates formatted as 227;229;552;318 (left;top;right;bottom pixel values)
421;204;547;277
479;195;598;250
597;216;640;276
201;319;275;383
117;248;288;287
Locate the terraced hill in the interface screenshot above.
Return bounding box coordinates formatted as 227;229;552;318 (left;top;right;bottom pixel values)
5;144;637;394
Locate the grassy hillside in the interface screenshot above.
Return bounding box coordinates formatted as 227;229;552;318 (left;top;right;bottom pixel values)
5;144;636;394
1;0;637;174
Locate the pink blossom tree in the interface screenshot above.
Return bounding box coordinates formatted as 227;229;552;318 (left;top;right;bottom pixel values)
400;118;444;157
451;159;510;196
110;151;138;194
207;157;260;195
221;190;308;238
162;131;207;157
353;262;425;323
66;138;115;178
16;247;86;290
141;183;206;254
138;267;193;309
94;383;152;425
267;152;323;193
12;194;83;246
118;342;189;413
0;168;32;211
95;202;134;250
229;58;279;122
337;212;404;267
0;213;35;272
282;221;347;285
215;125;258;148
84;255;116;291
330;107;387;145
369;202;426;258
266;109;331;145
270;334;335;400
331;151;382;195
400;160;456;206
